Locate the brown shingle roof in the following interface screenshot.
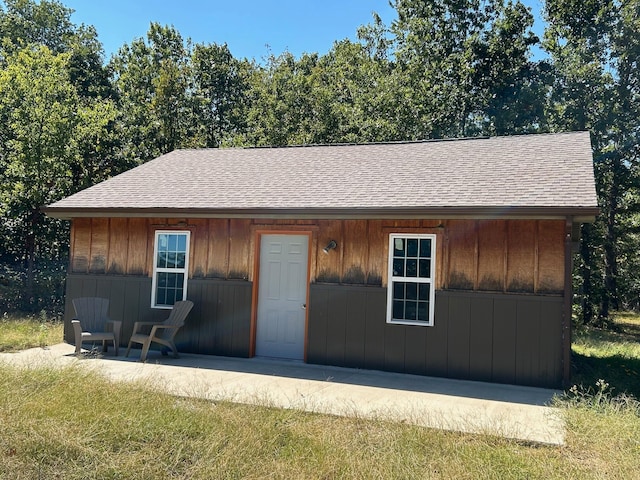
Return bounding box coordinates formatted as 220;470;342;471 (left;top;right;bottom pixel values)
44;131;599;220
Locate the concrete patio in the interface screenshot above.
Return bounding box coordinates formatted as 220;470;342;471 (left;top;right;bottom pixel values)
0;343;566;445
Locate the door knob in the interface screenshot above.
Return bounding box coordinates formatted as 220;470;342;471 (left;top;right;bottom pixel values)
302;304;306;310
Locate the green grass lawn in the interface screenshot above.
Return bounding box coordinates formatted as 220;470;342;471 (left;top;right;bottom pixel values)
572;313;640;398
0;312;639;479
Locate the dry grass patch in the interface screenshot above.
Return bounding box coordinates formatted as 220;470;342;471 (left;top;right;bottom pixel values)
0;312;63;352
1;311;639;478
1;364;639;479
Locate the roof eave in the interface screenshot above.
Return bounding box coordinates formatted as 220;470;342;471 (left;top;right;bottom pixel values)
42;205;600;222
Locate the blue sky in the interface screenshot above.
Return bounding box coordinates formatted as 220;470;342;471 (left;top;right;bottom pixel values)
62;0;545;62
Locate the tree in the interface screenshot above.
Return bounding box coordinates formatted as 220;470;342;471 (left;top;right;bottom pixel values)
190;42;251;147
0;45;116;307
243;51;323;146
390;0;544;138
0;0;113;100
315;37;400;143
111;23;191;163
0;0;75;54
544;0;640;324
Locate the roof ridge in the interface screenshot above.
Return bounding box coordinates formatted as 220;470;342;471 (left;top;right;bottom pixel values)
174;131;588;153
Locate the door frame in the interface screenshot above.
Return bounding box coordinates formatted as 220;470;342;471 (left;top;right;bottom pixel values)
250;229;313;360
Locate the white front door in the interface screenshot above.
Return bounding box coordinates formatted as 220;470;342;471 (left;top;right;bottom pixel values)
256;234;309;360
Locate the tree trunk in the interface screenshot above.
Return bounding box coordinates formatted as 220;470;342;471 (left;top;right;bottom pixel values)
599;162;621;323
24;210;38;310
580;223;595;325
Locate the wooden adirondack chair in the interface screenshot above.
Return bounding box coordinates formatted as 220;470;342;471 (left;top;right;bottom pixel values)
72;297;122;355
125;300;194;362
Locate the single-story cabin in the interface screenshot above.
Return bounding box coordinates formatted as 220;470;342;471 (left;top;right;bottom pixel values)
44;131;599;388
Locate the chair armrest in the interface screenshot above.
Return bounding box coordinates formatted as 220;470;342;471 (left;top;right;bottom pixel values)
148;324;176;339
149;324;174;331
131;321;161;335
107;320;122;345
71;320;82;347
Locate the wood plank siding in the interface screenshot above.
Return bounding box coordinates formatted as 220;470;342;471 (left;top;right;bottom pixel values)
65;217;568;388
69;218;565;294
64;274;253;357
308;285;564;388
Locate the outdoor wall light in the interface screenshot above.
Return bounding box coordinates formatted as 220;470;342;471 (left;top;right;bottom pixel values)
322;240;338;254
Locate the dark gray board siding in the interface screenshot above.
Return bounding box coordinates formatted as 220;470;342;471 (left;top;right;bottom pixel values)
65;274;564;388
64;274;252;357
307;285;564;388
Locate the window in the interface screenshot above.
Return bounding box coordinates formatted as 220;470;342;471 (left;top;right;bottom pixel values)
151;231;190;308
386;234;436;326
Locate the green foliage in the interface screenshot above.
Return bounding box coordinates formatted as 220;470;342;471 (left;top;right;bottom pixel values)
391;0;544;138
545;0;640;323
191;42;251;147
0;1;118;311
111;23;192;162
0;260;67;314
0;0;639;320
0;0;75;54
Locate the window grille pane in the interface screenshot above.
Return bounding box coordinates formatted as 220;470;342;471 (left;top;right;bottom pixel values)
405;301;417;320
176;252;186;268
393;258;405;276
406;282;417;300
393;300;404;319
419;239;431;258
167;288;178;305
156;289;166;305
407;238;418;257
417;301;429;322
394;238;405;256
406;259;418;277
419;259;431;278
393;282;404;300
177;235;187;252
419;283;430;301
168;234;177;251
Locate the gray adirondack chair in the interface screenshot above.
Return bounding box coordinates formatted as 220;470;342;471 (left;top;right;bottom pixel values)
125;300;194;362
72;297;122;355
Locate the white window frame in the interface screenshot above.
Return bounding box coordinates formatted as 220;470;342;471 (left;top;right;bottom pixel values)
151;230;190;309
386;233;436;326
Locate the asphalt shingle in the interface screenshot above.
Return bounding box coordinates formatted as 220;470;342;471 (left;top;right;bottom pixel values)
44;132;599;218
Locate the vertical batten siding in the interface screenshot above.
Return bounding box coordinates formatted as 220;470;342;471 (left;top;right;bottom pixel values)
308;285;563;388
66;217;567;387
64;274;252;357
108;218;129;274
477;220;506;291
507;221;537;292
69;218;565;295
